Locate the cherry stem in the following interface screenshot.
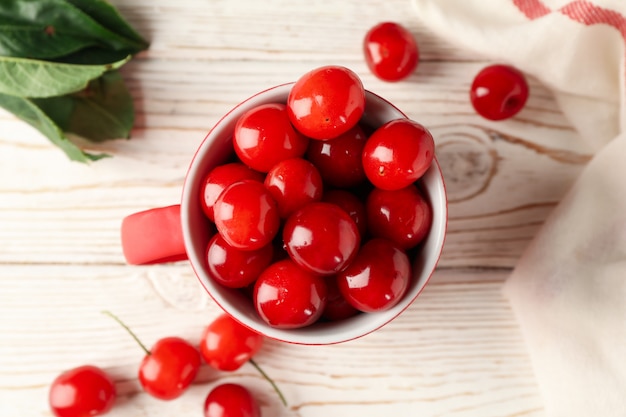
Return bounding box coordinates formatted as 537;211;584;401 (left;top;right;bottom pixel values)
248;358;288;407
102;310;150;355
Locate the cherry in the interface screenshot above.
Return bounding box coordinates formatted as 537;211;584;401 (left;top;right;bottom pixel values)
470;64;529;121
322;277;360;321
322;189;367;238
264;157;324;218
362;118;434;191
287;65;365;140
337;238;411;312
200;162;265;221
103;311;201;401
254;259;328;329
233;103;309;172
206;234;274;288
363;22;419;82
366;184;432;249
306;124;367;188
213;180;281;251
305;124;367;188
204;383;260;417
283;202;360;275
139;337;202;400
49;365;116;417
199;313;264;371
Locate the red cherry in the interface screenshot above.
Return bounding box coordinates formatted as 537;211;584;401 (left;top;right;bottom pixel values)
139;337;202;400
206;234;274;288
103;311;201;401
322;277;360;321
49;365;116;417
283;202;360;275
199;313;264;371
287;65;365;140
305;124;367;188
322;189;367;238
470;64;529;121
200;162;265;221
337;238;411;312
362;119;434;191
363;22;419;82
204;383;260;417
254;259;328;329
233;103;309;172
366;184;432;249
264;157;324;218
213;180;281;251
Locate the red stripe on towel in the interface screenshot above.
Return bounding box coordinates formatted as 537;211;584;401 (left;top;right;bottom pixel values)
513;0;551;19
560;1;626;36
514;0;626;36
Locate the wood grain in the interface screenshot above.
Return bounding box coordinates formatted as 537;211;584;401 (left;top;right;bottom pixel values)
0;0;590;415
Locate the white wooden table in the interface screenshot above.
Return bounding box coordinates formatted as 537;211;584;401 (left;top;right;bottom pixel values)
0;1;593;416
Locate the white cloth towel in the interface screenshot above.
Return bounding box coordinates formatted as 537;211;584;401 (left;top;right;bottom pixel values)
410;1;626;416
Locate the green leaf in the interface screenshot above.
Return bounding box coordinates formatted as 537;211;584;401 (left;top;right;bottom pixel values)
52;47;131;66
65;0;147;46
0;55;130;98
32;71;134;141
0;92;108;162
0;0;149;60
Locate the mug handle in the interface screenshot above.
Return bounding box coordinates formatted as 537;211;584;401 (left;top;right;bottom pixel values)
121;205;188;265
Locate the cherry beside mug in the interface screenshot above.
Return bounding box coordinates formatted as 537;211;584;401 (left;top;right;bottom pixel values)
121;83;448;345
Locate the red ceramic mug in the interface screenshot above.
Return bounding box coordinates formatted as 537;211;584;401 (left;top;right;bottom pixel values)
121;83;447;345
